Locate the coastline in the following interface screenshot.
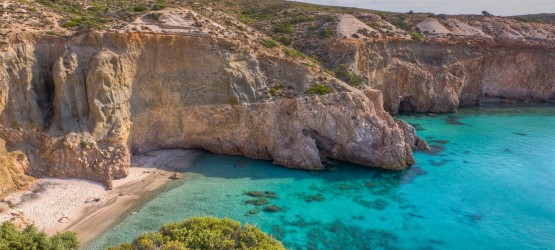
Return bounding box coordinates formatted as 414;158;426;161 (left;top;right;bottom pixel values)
0;149;203;246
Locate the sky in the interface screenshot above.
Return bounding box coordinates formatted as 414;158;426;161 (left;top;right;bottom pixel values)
290;0;555;16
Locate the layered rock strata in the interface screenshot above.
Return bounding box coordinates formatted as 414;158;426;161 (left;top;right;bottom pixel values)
0;31;421;191
329;41;555;113
324;15;555;113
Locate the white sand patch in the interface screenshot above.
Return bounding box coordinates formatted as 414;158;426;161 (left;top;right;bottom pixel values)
444;18;492;39
416;18;452;35
115;7;226;37
336;14;377;38
0;149;202;245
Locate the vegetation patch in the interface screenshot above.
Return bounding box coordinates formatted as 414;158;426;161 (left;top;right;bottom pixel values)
269;83;285;96
393;14;413;30
319;27;334;38
307;84;332;95
274;35;292;45
274;21;295;33
410;32;425;41
334;64;364;86
147;13;163;21
283;47;314;61
107;217;285;250
151;2;170;11
261;38;279;48
0;222;79;250
133;5;148;12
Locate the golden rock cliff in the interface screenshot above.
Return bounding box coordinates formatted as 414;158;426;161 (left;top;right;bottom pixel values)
0;30;421;192
324;15;555;113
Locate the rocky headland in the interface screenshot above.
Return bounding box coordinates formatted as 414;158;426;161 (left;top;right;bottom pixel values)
0;0;553;199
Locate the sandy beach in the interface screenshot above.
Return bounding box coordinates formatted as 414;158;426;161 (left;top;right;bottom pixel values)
0;149;202;245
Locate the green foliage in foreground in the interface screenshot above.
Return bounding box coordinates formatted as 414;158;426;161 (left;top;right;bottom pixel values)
108;217;285;250
0;221;80;250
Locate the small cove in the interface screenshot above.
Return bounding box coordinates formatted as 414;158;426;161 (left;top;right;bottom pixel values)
87;104;555;249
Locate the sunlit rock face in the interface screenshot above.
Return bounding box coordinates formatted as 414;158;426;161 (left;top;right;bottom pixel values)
0;31;420;191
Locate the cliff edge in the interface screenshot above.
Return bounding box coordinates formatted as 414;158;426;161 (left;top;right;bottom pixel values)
0;4;424;194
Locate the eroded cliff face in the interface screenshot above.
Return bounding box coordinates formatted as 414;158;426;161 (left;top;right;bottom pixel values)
322;14;555;114
0;31;420;190
328;41;555;113
0;138;34;198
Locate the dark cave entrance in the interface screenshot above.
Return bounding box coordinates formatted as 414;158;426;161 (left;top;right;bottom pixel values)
399;96;417;112
35;66;55;129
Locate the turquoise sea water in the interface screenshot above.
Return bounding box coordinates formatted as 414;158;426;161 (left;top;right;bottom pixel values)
88;105;555;250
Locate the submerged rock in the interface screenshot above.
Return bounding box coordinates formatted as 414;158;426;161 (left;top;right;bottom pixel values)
169;172;182;180
264;205;282;213
245;198;270;206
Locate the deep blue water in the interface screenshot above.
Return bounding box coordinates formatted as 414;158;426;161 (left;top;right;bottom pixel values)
88;105;555;249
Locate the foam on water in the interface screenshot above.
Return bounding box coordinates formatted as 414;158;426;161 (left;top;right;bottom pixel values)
88;105;555;249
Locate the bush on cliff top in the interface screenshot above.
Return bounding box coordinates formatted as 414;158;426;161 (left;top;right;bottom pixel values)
107;217;285;250
0;221;80;250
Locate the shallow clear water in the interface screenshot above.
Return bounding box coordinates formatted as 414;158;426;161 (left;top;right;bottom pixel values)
88;105;555;250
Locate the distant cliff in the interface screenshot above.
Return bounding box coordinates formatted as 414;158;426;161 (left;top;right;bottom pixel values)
313;14;555;113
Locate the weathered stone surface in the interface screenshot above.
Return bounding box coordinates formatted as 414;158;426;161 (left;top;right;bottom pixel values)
327;40;555;114
0;31;420;192
0;138;34;198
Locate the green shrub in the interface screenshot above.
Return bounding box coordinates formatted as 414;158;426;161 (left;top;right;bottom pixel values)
274;35;292;45
107;217;285;250
269;83;284;96
368;22;381;30
410;32;425;41
514;16;530;22
282;47;303;58
152;3;170;11
0;222;79;250
307;84;332;95
289;16;315;24
319;27;334;38
147;13;163;21
325;15;337;22
63;16;103;30
394;20;412;30
238;14;256;25
63;21;79;28
335;64;364;86
80;140;89;148
133;5;148;12
274;21;294;33
261;39;279;48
